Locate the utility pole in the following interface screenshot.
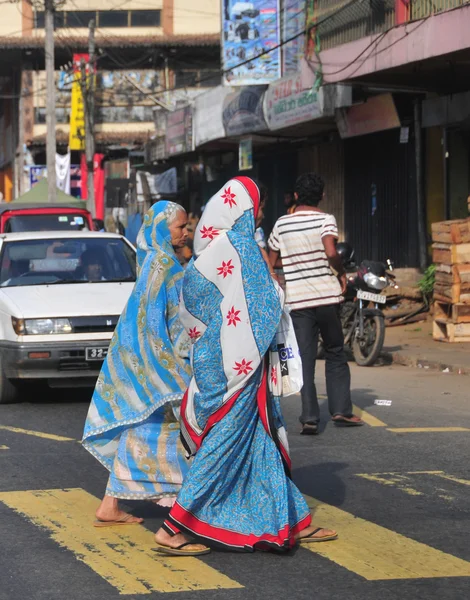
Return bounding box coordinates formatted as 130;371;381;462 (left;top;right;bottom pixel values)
44;0;57;201
82;19;96;217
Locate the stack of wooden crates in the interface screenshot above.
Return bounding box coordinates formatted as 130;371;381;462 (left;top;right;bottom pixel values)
432;218;470;342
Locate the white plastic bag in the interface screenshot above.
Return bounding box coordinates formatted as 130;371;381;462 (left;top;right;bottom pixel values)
269;308;303;397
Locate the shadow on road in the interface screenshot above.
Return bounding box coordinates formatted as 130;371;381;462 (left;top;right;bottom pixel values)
293;461;348;509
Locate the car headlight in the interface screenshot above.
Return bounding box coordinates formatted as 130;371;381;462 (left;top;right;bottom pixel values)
12;318;73;335
363;272;388;290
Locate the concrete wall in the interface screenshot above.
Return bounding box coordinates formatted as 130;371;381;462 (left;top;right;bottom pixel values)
172;0;220;35
0;5;22;36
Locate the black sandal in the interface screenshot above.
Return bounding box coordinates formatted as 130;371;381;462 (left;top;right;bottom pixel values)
299;527;338;544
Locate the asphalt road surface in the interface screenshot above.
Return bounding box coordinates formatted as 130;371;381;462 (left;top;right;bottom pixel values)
0;363;469;600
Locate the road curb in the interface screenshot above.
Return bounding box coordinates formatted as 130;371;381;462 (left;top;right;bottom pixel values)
381;350;470;375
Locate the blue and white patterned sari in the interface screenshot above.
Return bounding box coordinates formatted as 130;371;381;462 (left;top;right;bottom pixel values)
82;202;192;502
163;177;311;550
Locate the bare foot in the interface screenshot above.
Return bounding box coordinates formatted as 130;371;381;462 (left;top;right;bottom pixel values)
155;527;208;552
95;495;143;524
296;525;337;541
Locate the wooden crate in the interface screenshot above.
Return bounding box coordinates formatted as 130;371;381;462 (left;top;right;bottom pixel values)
435;263;470;285
432;218;470;244
434;301;470;324
433;320;470;343
433;282;470;304
432;242;470;265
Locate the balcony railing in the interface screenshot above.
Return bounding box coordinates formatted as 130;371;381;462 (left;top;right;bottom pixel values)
312;0;396;51
311;0;470;52
409;0;470;20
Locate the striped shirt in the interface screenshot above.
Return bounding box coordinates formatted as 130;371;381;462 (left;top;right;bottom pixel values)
268;210;343;310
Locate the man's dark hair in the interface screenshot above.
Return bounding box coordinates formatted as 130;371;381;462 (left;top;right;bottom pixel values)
295;173;325;207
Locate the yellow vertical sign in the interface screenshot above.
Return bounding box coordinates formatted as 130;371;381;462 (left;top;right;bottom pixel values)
69;53;88;151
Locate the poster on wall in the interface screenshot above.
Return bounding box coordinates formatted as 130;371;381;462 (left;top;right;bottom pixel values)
222;0;281;86
239;137;253;170
282;0;306;76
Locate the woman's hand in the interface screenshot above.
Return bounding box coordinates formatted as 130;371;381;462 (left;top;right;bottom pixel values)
260;248;280;283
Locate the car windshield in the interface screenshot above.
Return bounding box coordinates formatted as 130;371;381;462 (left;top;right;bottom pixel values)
0;238;136;287
4;214;90;232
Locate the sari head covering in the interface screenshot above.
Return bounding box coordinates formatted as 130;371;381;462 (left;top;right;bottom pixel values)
165;177;311;550
82;201;191;470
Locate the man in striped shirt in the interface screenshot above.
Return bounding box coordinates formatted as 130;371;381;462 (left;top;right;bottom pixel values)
268;172;363;435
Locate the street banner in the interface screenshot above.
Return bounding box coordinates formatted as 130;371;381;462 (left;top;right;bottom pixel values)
239;137;253;170
222;0;281;86
69;54;89;151
166;106;193;156
263;73;323;131
282;0;306;76
194;86;233;147
55;152;71;194
222;86;268;136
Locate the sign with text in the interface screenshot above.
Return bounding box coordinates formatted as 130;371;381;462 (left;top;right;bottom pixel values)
69;54;89;151
264;73;322;130
222;0;281;86
282;0;306;76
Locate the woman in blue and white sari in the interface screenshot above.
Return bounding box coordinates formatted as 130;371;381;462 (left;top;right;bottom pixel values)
154;177;337;556
82;201;192;526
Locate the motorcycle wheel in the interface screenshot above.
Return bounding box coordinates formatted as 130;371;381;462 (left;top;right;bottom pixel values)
352;315;385;367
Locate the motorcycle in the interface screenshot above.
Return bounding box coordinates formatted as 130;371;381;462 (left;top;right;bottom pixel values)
319;244;396;367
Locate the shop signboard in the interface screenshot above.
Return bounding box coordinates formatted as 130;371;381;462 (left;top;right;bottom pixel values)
222;0;281;86
336;94;401;139
194;86;233;147
69;54;89;151
282;0;306;76
222;86;268;136
165;106;193;156
264;73;323;131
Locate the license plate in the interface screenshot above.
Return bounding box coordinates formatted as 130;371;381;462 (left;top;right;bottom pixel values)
357;290;386;304
86;347;108;361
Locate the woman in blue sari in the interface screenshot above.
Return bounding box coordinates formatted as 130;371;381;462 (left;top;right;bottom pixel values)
82;201;192;525
154;177;337;555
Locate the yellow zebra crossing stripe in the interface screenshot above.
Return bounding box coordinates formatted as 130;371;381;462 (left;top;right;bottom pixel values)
303;495;470;580
0;425;75;442
0;488;243;595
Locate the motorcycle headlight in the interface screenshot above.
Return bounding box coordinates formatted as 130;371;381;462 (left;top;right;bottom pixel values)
12;318;73;335
363;272;388;291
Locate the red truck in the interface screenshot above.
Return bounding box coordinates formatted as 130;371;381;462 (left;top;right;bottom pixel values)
0;204;93;233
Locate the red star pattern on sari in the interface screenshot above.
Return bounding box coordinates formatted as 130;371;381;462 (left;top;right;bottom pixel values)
226;306;241;327
221;186;237;208
271;366;278;386
188;327;201;341
234;358;253;376
200;225;219;240
217;259;235;279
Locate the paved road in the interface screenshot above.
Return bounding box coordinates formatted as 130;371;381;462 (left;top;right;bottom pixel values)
0;364;469;600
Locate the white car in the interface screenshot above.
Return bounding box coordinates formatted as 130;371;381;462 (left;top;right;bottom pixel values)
0;231;136;403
